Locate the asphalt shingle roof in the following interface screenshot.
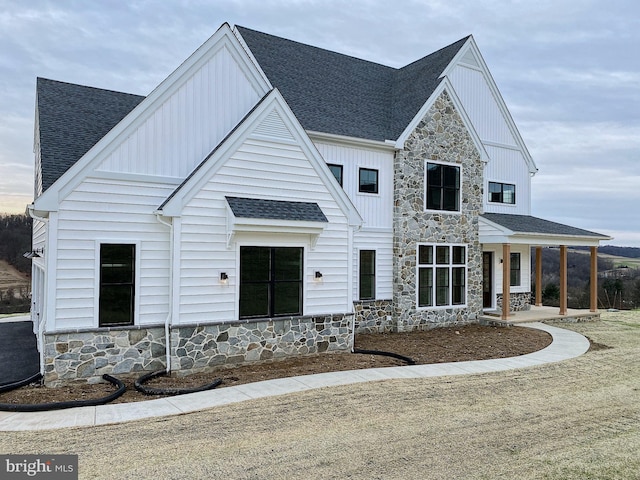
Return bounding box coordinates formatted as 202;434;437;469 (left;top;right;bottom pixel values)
226;196;328;223
36;78;145;192
481;213;609;238
35;29;469;192
237;26;469;141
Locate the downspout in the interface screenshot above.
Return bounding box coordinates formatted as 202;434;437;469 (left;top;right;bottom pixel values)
27;204;48;377
155;213;173;374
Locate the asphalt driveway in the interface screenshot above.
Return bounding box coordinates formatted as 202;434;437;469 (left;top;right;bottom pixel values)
0;320;39;385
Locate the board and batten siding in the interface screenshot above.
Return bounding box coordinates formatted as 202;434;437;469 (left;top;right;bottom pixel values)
96;45;262;179
50;178;174;331
483;145;531;215
313;141;394;230
177;135;351;325
448;64;532;216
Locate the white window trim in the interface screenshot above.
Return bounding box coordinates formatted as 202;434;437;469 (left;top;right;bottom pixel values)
487;179;517;207
416;243;468;310
424;160;463;214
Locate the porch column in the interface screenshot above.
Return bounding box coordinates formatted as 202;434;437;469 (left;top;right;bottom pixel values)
559;245;568;315
502;243;511;320
535;246;543;306
590;246;598;312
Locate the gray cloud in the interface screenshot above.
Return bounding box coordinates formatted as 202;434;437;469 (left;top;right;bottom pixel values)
1;0;638;245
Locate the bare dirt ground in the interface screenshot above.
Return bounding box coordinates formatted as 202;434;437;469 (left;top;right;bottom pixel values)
0;259;29;292
2;313;639;479
0;324;551;404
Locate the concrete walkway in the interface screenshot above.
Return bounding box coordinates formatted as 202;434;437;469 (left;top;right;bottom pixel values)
0;322;590;431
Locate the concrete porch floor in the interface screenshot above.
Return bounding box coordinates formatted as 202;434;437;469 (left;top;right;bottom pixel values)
480;305;601;326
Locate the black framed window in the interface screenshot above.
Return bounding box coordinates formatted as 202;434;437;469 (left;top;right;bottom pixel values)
489;182;516;204
510;252;521;287
99;244;135;326
359;250;376;300
418;244;466;307
239;247;303;319
359;168;378;194
328;164;343;187
426;162;460;211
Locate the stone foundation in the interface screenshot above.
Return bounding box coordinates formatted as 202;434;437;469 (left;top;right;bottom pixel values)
497;292;531;313
43;313;353;385
354;299;394;333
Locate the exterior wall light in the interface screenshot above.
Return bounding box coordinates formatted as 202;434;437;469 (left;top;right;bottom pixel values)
315;271;323;279
220;272;228;284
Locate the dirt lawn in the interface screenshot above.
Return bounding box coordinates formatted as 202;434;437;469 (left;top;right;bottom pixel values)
1;323;551;404
2;313;639;479
0;259;29;292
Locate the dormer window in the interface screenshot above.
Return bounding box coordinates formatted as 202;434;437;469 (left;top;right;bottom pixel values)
488;182;516;204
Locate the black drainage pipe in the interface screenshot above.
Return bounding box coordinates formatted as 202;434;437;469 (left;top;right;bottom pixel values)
0;372;43;394
353;348;417;365
0;374;126;412
134;370;223;396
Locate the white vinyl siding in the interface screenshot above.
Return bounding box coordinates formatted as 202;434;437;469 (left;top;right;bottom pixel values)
50;178;173;331
352;229;393;301
177;136;351;325
313;141;393;229
96;45;262;179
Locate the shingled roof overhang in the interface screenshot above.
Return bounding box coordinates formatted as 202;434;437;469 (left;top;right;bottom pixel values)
480;213;612;247
225;197;328;248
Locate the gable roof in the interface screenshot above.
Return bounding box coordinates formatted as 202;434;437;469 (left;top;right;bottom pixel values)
236;26;469;142
36;78;145;192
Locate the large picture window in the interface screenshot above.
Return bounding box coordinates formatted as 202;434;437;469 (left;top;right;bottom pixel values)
489;181;516;204
99;244;135;326
417;244;466;307
239;247;303;319
359;250;376;300
426;162;460;211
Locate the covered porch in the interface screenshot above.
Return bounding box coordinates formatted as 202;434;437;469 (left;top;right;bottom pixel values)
479;213;612;322
480;304;601;325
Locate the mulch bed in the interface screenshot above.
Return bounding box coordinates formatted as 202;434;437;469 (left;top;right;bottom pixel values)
0;324;552;406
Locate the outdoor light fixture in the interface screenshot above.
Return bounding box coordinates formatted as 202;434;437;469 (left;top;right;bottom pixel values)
220;272;228;284
315;271;323;279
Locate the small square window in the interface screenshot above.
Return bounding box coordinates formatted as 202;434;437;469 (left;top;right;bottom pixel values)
327;164;343;187
359;168;378;194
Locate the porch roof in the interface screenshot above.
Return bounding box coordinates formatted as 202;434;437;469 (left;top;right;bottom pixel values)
479;213;612;246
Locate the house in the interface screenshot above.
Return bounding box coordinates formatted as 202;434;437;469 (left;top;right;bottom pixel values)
29;23;610;385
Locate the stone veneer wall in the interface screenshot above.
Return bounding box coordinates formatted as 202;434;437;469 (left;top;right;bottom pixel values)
43;314;353;385
353;300;394;333
496;292;532;312
393;91;484;331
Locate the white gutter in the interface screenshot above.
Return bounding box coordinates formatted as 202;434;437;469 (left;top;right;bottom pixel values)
155;213;173;373
27;204;49;377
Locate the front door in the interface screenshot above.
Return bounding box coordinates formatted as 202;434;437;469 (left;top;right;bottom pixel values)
482;252;493;308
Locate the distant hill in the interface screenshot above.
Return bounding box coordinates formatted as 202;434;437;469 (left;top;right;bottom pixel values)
574;245;640;258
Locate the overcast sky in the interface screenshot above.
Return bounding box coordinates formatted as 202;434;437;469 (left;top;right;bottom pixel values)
1;0;639;245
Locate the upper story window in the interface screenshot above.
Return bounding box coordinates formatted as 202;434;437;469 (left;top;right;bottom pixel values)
426;162;460;211
488;181;516;204
327;164;343;187
359;168;379;194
